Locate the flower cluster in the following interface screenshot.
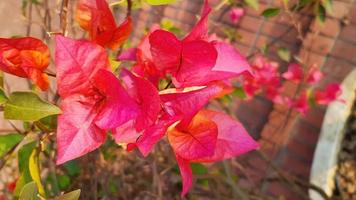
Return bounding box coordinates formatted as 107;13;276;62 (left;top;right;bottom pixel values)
0;0;256;197
243;56;343;115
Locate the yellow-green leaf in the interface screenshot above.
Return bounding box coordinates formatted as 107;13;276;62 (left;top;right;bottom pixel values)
29;149;46;197
0;87;7;105
261;7;281;18
0;133;24;158
19;181;38;200
4;92;61;121
244;0;259;10
14;142;37;197
277;47;291;62
146;0;176;5
54;189;81;200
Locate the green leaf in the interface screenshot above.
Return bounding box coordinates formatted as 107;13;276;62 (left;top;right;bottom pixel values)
260;44;269;54
39;115;58;130
0;133;24;157
261;8;280;18
14;142;37;197
0;87;7;105
244;0;259;10
191;163;208;175
232;87;247;99
146;0;176;5
277;47;291;62
321;0;333;14
19;181;38;200
29;149;46;197
54;189;81;200
63;160;81;177
58;175;71;190
316;4;326;23
4;92;61;121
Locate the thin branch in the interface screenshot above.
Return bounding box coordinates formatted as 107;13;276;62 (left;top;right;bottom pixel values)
26;0;33;36
45;71;56;77
126;0;132;18
60;0;70;35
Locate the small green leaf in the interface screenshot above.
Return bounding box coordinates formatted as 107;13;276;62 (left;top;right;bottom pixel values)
19;181;38;200
277;47;291;62
321;0;333;14
244;0;259;10
54;189;81;200
146;0;176;5
261;8;281;18
316;4;326;23
4;92;61;121
191;163;208;175
0;87;7;105
39;115;58;130
260;44;269;54
29;149;46;197
63;160;81;177
14;142;37;197
0;133;24;158
58;175;71;190
232;87;247;99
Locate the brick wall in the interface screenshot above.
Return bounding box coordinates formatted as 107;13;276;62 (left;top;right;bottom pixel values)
126;0;355;198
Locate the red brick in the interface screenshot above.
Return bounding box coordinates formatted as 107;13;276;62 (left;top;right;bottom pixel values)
351;4;356;25
235;43;250;56
299;49;326;66
302;107;326;129
281;154;311;179
286;138;315;163
311;17;341;38
293;120;320;146
339;24;356;43
323;57;354;81
239;16;264;32
262;21;290;38
304;34;335;55
236;29;256;46
331;1;351;19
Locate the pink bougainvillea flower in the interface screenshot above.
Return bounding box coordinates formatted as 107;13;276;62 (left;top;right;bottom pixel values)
131;25;164;86
117;48;137;61
76;0;132;50
168;109;259;197
148;0;250;88
243;56;281;99
0;37;50;90
55;35;139;164
293;92;309;115
117;83;231;156
112;69;161;145
306;65;323;84
314;83;342;105
282;63;303;83
229;7;244;23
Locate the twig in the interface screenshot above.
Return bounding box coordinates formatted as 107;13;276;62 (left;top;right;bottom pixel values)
126;0;132;18
26;0;33;36
247;26;294;59
257;150;331;200
60;0;69;35
164;80;172;89
223;161;248;200
45;71;56;77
